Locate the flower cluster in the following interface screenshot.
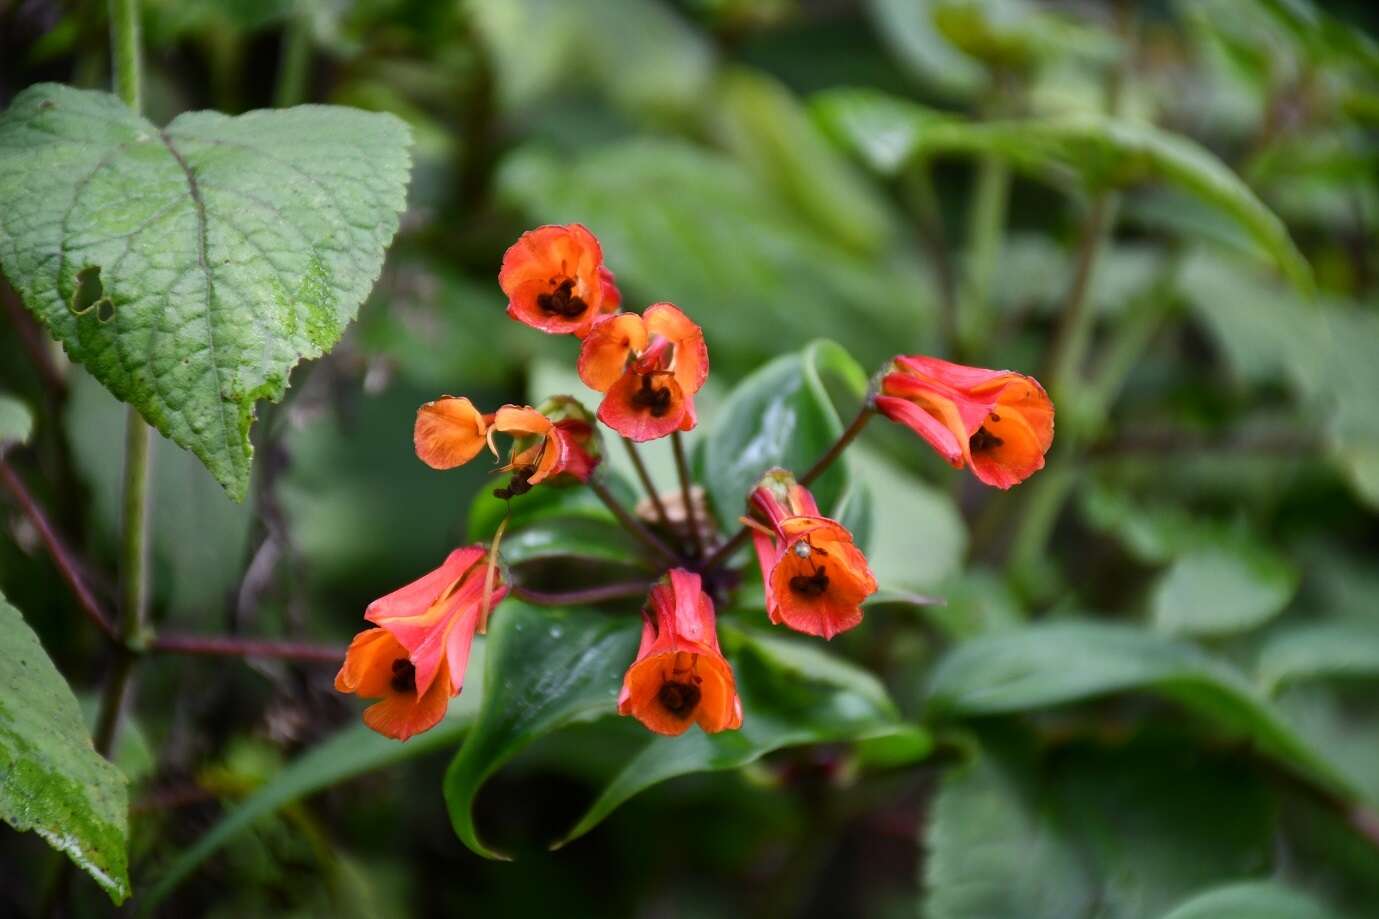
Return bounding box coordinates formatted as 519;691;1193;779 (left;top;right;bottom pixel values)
337;224;1055;741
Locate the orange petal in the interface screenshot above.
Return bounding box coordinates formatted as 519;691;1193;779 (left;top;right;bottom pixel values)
598;371;687;442
499;224;612;336
967;403;1050;489
362;664;455;741
334;628;404;698
644;302;708;396
492;404;553;438
415;397;489;470
766;520;875;639
578;313;647;392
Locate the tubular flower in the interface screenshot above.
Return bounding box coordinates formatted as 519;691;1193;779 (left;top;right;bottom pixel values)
499;223;621;337
334;628;453;742
577;302;709;442
875;355;1054;489
337;546;506;740
414;396;600;495
618;569;742;736
749;469;876;640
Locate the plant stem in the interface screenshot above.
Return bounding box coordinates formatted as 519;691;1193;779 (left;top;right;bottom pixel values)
902;165;958;355
273;0;311;107
0;459;117;640
94;0;149;763
702;406;874;573
1044;192;1118;397
150;633;343;662
512;581;653;607
622;438;672;532
109;0;141;111
670;432;704;558
588;476;679;567
961;154;1010;357
800;406;873;487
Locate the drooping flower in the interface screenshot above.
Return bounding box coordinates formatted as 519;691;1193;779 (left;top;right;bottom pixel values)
334;628;453;741
749;469;876;640
577;303;709;442
618;568;742;736
499;224;621;337
337;546;506;740
413;396;600;494
874;355;1054;489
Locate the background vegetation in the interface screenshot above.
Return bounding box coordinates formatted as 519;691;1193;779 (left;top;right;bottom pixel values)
1;0;1378;915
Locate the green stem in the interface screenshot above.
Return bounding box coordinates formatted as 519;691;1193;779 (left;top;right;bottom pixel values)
1044;192;1119;399
961;154;1010;358
95;0;150;762
670;432;704;558
273;0;312;108
622;438;672;533
109;0;141;111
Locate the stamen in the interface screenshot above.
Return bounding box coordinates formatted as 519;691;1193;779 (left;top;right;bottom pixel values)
657;680;701;718
789;566;830;597
629;374;673;417
536;278;588;319
969;427;1004;453
390;658;417;694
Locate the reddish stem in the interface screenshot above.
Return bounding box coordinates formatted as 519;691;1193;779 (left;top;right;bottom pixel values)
150;633;344;663
512;581;653;607
0;458;117;640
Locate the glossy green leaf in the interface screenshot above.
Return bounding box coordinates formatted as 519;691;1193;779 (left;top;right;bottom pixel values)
556;626;925;846
444;602;640;859
848;444;967;590
1158;881;1335;919
925;620;1356;797
0;393;33;446
1257;622;1379;694
500;515;650;569
143;654;483;910
496;140;932;373
697;339;867;529
0;84;411;499
0;591;129;903
812;88;1312;290
1152;546;1299;637
925;732;1280;919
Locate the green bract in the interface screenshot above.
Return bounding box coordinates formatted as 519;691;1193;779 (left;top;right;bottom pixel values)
0;84;411;499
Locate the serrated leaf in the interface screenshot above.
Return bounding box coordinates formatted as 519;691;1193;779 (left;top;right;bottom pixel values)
697;339;867;530
1152;545;1298;637
444;602;640;859
0;392;33;446
0;591;129;903
925;731;1280;919
144;643;484;910
556;626;924;846
925;620;1357;799
812;88;1312;290
1158;881;1335;919
0;84;411;499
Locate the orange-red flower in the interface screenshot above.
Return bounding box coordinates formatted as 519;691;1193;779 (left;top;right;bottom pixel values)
499;224;621;337
618;569;742;736
577;303;708;442
749;470;876;640
875;355;1054;489
336;546;506;740
414;396;600;493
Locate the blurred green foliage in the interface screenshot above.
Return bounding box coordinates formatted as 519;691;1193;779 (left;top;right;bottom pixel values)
1;0;1379;916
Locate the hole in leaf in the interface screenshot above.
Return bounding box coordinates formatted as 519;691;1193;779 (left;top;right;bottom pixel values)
71;266;104;315
96;299;115;322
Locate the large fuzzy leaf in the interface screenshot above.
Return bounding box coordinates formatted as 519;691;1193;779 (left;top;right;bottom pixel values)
0;84;411;499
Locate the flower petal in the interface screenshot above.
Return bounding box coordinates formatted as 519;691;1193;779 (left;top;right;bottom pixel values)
578;313;648;392
415;397;489;470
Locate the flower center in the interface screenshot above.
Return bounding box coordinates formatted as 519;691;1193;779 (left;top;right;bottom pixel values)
789;567;830;597
537;278;587;319
969;426;1004;453
657;680;701;718
390;657;417;694
630;374;673;417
